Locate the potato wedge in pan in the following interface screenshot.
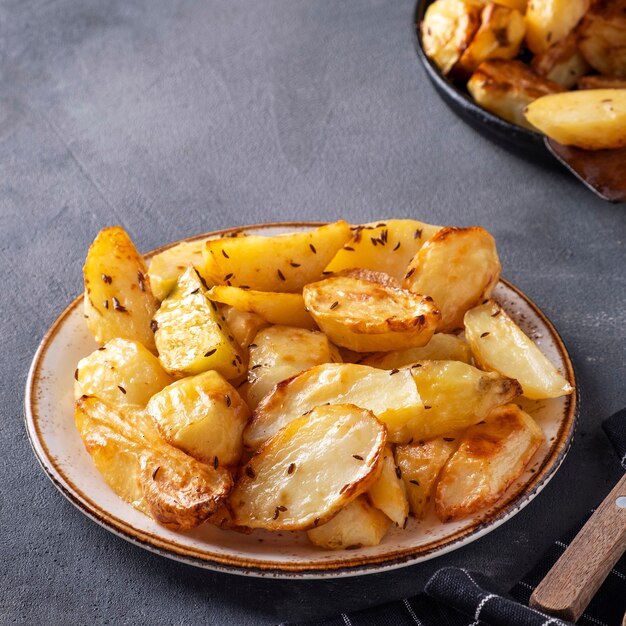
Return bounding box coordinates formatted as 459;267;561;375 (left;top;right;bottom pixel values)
403;226;500;333
435;404;544;522
245;363;423;450
367;445;409;527
75;396;232;530
303;274;440;352
464;300;573;399
307;496;392;550
83;226;160;352
202;221;352;293
230;404;386;530
530;32;591;89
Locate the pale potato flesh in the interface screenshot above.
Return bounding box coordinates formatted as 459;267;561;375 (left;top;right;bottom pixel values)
307;496;392;549
303;275;440;352
221;305;269;350
230;404;386;530
464;300;573;399
146;370;250;466
202;221;352;293
245;363;423;449
367;445;409;526
525;0;590;54
530;32;591;89
435;404;544;522
74;338;173;407
524;89;626;150
403;226;501;332
83;226;159;352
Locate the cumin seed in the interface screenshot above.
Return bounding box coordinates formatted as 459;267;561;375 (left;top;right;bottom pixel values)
101;274;112;284
330;301;339;310
287;463;296;475
213;456;219;469
277;269;286;281
405;268;415;279
309;244;317;254
117;385;126;394
352;454;364;461
152;466;160;480
137;271;146;291
150;319;158;332
112;297;127;312
395;466;402;479
222;249;230;258
245;466;255;479
204;348;217;357
480;332;490;338
393;241;401;251
290;261;301;267
414;228;422;239
409;479;419;485
390;368;400;375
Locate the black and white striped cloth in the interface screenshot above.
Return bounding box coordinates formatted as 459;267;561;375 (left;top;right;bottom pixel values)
282;409;626;626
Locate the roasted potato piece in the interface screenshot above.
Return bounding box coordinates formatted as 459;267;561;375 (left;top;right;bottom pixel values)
148;239;207;301
307;496;392;549
360;333;472;369
324;220;441;282
221;305;268;350
578;75;626;90
525;0;590;54
153;267;245;379
367;446;409;526
74;338;173;406
75;396;232;530
83;227;159;352
435;404;544;521
230;404;386;530
209;286;316;330
467;60;565;129
246;326;341;409
202;221;352;293
579;1;626;78
396;437;457;519
524;89;626;150
492;0;527;10
530;32;591;88
421;0;482;75
408;360;521;440
464;300;573;399
146;370;249;466
245;363;423;449
303;275;440;352
455;4;526;77
403;226;500;332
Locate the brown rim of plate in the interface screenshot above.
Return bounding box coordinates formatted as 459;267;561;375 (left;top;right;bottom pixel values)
24;221;578;578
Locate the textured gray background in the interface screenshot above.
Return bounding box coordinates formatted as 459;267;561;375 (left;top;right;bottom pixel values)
1;0;625;624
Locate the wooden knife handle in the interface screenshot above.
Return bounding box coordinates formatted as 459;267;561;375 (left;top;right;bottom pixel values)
530;473;626;622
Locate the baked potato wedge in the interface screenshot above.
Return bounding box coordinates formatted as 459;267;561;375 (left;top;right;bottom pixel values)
303;274;440;352
396;437;457;519
435;403;544;522
75;396;232;530
530;32;591;89
146;370;249;466
230;404;386;530
245;363;423;449
307;496;392;549
220;305;268;350
467;59;565;129
209;286;316;330
153;267;245;379
525;0;590;55
524;89;626;150
464;300;573;399
403;226;500;332
74;338;173;407
83;226;159;352
367;445;409;526
202;221;351;293
578;75;626;90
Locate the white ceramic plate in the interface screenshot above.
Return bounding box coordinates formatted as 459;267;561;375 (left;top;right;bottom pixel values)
25;222;577;578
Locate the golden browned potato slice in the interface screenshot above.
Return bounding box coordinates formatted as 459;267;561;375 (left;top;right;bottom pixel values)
467;60;565;129
75;396;232;530
530;32;591;88
307;496;392;549
83;226;159;352
421;0;482;74
245;363;423;449
464;300;573;399
525;0;590;54
579;1;626;78
146;370;250;467
202;221;352;293
246;325;341;409
455;4;526;77
220;305;269;350
403;226;500;333
147;239;207;301
209;286;316;330
396;437;457;519
435;403;544;522
74;338;173;407
230;404;386;530
360;333;472;369
324;220;441;282
524;89;626;150
153;267;245;379
578;75;626;90
408;360;521;440
303;275;440;352
367;446;409;526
